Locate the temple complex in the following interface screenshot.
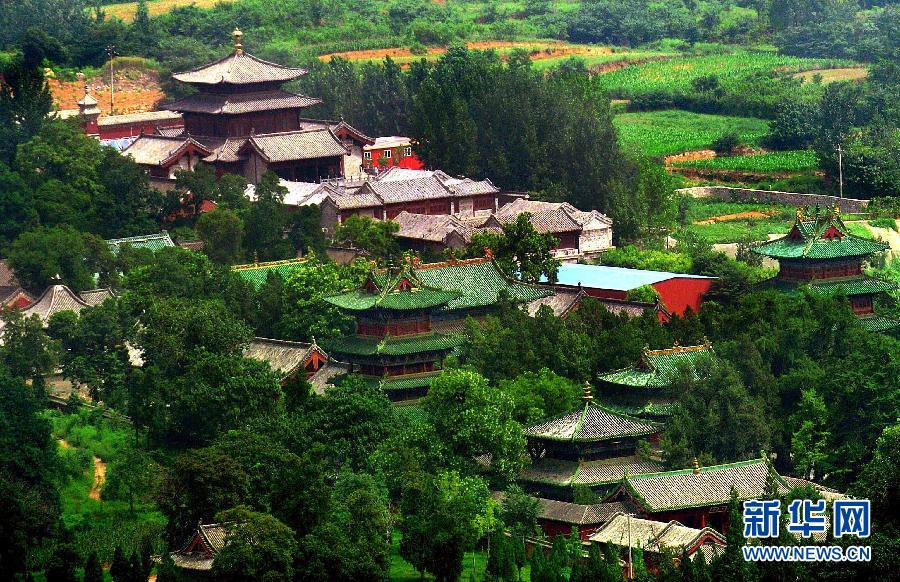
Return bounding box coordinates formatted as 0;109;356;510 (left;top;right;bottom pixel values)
519;383;663;501
125;30;358;189
753;207;898;332
596;341;715;421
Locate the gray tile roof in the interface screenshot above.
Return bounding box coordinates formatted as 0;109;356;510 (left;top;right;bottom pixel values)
79;288;116;307
392;212;473;243
538;498;626;525
0;260;17;290
589;513;726;556
493;198;612;234
166;89;320;115
8;284;89;327
364;176;454;204
172;52;308;85
105;232;175;254
623;459;791;512
243;337;323;378
169;522;232;571
524;400;661;443
123;135;211;166
527;288;583;317
200;137;246;163
243;129;348;163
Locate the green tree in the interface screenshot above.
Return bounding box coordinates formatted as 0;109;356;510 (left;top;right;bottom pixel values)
399;471;494;582
157;448;251;545
789;387;830;479
7;225;116;292
498;368;584;424
104;448;158;513
853;420;900;527
196;208;245;265
244;171;291;261
289;205;327;255
0;46;52;164
423;369;526;482
335;214;401;261
0;309;59;387
211;506;298;581
469;213;560;283
110;546;131;582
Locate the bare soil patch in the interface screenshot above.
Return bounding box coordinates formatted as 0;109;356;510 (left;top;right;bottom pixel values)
792;67;868;84
696;210;779;224
89;456;106;501
50;69;164;115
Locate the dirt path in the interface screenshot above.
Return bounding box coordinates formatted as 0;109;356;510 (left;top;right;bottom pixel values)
696;210;778;224
862;220;900;262
59;439;106;500
90;456;107;501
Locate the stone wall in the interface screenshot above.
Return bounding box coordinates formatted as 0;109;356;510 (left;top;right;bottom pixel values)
676;186;869;214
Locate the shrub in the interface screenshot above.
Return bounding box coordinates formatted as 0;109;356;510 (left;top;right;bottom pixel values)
711;131;741;154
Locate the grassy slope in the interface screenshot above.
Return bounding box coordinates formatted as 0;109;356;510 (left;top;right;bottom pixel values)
614;110;769;157
389;530;533;581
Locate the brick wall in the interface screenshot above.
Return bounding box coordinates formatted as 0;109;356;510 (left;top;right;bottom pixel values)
676;186;869;214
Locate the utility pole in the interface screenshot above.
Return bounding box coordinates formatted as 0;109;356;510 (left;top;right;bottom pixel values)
627;513;633;579
106;44;116;114
836;144;844;199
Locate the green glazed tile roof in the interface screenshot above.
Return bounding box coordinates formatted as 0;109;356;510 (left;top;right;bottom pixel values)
393;403;430;424
598;342;714;388
622;458;791;512
520;456;663;487
326;263;462;311
524;399;662;443
409;258;553;311
806;276;897;296
753;211;889;260
381;373;441;392
106;232;175;254
859;314;900;332
601;400;680;418
232;258;310;289
325;333;463;357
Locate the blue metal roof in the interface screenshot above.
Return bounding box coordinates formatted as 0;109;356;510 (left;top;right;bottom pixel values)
545;263;714;291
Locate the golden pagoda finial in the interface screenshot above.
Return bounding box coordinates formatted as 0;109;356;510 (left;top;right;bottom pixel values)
582;380;593;402
795;207;804;222
232;28;244;54
483;246;493;259
692;457;701;474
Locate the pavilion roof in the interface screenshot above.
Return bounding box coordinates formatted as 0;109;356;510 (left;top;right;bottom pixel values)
326;332;463;357
172;49;308;86
325;263;462;311
859;314;900;332
597;341;714;389
621;458;790;512
753;208;889;260
589;513;726;555
165;89;321;115
770;275;897;297
411;257;553;311
240;129;348;163
524;398;661;443
232;258;309;289
79;288;116;307
520;456;663;488
122;135;212;167
244;337;325;378
169;522;232;571
106;231;175;254
491;198;612;234
7;284;89;327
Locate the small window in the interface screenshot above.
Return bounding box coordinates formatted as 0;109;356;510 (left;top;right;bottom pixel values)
404;146;412;157
383;149;392;158
363;151;371;159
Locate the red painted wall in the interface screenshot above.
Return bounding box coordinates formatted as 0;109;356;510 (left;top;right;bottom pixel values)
651;277;715;318
538;520;600;541
364;145;425;170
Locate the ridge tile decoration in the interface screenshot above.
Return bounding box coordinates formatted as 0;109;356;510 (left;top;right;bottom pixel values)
753;206;898;332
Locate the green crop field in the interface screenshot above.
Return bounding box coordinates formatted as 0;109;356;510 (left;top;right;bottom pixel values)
672;150;819;173
614;110;770;157
596;52;850;98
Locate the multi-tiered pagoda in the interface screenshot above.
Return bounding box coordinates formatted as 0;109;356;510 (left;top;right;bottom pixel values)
519;383;663;501
125;30;365;187
323;261;465;401
596;341;715;421
753;207;898;332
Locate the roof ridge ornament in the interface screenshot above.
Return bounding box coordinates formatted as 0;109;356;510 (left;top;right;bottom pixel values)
692;457;701;474
582;380;594;402
232;28;244;55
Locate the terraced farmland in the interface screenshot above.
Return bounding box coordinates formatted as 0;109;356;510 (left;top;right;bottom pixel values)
596;52;850;98
614;110;770;157
105;0;233;22
672;150;819;173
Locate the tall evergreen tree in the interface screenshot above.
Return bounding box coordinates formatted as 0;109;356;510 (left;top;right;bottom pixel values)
83;552;104;582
